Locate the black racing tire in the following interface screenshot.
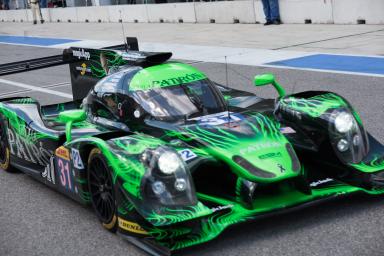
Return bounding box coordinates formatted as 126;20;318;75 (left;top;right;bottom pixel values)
87;148;118;232
0;115;16;173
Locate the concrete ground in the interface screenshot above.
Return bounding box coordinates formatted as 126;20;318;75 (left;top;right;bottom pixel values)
1;22;384;55
0;23;384;256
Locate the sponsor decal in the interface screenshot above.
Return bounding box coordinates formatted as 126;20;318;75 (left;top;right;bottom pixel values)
71;148;84;170
72;49;91;60
75;63;91;75
240;142;281;155
211;204;234;213
7;127;52;166
258;152;282;160
310;178;334;187
118;218;148;235
55;146;76;192
178;149;197;162
190;112;244;127
277;163;286;173
121;52;145;61
280;127;296;134
56;146;70;161
152;73;205;88
42;156;56;184
279;104;302;120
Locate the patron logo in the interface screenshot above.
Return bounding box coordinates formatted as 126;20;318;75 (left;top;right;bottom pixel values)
72;49;91;60
152;73;205;88
240;142;281;155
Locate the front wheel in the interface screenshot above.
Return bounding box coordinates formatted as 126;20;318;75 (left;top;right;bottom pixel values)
88;148;117;232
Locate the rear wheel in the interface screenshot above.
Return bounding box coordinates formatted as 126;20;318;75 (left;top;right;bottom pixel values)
0;116;15;173
88;148;117;232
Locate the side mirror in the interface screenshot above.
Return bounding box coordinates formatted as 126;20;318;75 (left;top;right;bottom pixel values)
58;110;86;143
254;74;286;97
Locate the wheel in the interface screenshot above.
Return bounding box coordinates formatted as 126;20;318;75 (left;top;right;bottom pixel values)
87;148;118;232
0;115;15;173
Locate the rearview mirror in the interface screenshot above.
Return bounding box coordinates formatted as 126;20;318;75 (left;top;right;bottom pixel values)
59;109;86;123
254;74;275;87
58;110;86;143
254;73;286;97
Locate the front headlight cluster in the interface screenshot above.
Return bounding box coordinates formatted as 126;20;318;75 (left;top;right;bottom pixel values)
158;151;182;175
328;109;369;164
140;146;196;208
334;112;354;133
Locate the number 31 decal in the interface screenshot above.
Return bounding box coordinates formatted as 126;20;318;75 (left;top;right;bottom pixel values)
58;158;73;191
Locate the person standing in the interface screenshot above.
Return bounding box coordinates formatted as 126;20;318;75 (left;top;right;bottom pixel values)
3;0;9;9
28;0;44;25
13;0;19;9
40;0;46;8
261;0;281;25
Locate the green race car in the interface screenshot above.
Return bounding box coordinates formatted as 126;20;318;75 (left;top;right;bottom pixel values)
1;38;384;255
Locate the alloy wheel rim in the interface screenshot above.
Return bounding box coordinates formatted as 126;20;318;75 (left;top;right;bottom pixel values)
89;157;115;223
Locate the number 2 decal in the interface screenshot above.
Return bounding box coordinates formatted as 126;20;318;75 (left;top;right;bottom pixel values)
178;149;197;161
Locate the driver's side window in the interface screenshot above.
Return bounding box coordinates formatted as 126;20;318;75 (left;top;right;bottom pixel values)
92;101;117;121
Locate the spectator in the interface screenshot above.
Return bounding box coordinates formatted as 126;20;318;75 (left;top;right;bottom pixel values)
13;0;19;9
40;0;46;8
28;0;44;25
261;0;281;25
3;0;9;9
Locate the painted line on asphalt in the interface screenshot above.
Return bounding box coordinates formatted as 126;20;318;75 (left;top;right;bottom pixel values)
0;82;71;97
266;54;384;76
0;79;73;99
260;64;384;78
0;35;79;46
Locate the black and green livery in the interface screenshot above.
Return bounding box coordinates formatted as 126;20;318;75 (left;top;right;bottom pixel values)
1;38;384;256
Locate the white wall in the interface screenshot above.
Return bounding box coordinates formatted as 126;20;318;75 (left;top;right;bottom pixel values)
279;0;333;24
0;0;383;25
49;7;77;22
333;0;384;25
108;5;148;22
195;1;256;24
147;3;196;23
77;6;110;22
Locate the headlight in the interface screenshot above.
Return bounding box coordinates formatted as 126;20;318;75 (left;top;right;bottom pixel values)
158;151;182;174
334;112;354;133
337;139;349;152
140;146;197;208
328;108;369;164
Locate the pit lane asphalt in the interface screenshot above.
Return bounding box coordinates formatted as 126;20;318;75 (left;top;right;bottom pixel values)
1;44;384;256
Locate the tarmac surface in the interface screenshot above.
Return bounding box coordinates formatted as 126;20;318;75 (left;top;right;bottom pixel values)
0;23;384;256
1;22;384;55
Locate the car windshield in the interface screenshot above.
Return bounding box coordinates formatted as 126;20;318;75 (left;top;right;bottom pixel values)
132;79;226;121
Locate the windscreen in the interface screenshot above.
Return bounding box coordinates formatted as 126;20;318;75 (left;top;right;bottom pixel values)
132;79;226;121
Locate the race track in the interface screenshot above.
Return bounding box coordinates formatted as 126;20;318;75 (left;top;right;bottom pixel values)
1;44;384;256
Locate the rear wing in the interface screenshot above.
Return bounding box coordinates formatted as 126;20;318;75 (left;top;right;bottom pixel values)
0;37;172;101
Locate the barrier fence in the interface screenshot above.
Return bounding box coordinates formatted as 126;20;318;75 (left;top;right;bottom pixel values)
0;0;383;24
